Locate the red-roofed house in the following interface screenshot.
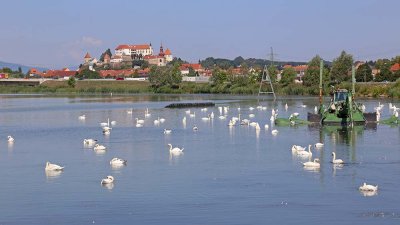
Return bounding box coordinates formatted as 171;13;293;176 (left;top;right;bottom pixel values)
164;48;173;62
29;68;45;77
115;44;153;57
391;63;400;72
44;70;77;79
144;55;166;66
180;64;205;76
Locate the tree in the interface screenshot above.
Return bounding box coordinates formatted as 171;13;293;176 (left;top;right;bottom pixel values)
210;68;228;85
280;67;296;86
77;68;101;79
18;67;22;74
1;67;12;73
330;50;353;83
267;65;278;82
188;67;196;77
355;63;372;82
375;64;392;82
302;55;329;87
68;76;76;87
100;48;112;62
148;64;182;88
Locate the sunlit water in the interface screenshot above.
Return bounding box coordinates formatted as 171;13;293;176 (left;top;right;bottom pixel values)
0;94;399;225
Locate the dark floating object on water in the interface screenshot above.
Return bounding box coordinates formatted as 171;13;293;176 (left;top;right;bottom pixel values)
165;102;215;108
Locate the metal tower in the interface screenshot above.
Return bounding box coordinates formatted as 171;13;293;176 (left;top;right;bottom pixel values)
258;64;276;100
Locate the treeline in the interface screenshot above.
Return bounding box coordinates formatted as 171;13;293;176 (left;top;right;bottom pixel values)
199;56;307;70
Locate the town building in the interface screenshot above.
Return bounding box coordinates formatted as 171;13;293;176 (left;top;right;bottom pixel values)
115;44;153;59
390;63;400;72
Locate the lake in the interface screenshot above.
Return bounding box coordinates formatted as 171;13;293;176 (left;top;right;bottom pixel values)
0;94;399;225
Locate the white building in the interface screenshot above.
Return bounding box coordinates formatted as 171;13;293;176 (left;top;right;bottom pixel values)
115;44;153;57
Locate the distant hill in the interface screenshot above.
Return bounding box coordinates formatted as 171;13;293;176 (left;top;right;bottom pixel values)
199;56;332;69
0;61;49;73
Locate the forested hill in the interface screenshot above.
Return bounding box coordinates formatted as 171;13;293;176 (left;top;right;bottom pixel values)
199;56;309;69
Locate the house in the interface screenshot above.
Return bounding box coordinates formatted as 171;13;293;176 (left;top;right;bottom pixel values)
180;63;204;75
144;55;166;66
44;68;77;79
115;44;153;58
110;55;123;63
29;68;45;77
390;63;400;72
282;64;308;82
164;48;173;62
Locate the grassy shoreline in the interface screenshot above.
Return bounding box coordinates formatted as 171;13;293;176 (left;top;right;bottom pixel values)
0;80;399;98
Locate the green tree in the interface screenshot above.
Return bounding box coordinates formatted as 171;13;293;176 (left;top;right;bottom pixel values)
280;67;296;86
100;48;112;62
267;65;278;82
18;67;22;74
302;55;329;87
375;64;392;82
355;63;373;82
68;76;76;87
148;64;182;88
330;50;353;83
1;67;12;73
187;67;196;77
210;68;228;85
77;69;101;79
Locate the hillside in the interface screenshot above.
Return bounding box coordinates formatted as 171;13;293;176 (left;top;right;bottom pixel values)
0;61;48;73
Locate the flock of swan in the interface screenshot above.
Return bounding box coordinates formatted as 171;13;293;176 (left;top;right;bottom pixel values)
11;101;395;192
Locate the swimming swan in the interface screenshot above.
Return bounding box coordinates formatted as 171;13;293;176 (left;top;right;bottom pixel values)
94;144;106;151
168;143;184;154
101;175;114;184
83;139;97;145
45;161;64;171
331;152;344;164
7;136;14;143
315;143;324;148
359;183;378;192
297;145;312;157
110;158;127;166
303;158;320;168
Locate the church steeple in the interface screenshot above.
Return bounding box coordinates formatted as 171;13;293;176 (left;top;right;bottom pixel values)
159;42;165;56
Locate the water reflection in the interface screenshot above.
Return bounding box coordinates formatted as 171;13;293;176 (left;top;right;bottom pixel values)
7;142;14;150
102;183;114;190
94;149;107;155
111;163;126;170
45;170;63;179
360;190;378;197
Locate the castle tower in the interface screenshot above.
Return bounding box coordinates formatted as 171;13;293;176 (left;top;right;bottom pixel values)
84;52;91;64
159;43;165;57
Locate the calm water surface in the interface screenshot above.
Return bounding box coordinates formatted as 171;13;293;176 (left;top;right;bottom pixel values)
0;94;399;225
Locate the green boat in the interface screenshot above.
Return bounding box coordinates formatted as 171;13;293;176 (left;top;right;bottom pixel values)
307;60;377;125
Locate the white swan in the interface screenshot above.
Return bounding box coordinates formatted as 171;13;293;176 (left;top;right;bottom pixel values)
219;115;226;119
168;143;184;155
210;112;214;119
135;118;145;124
291;145;306;152
83;139;97;145
228;120;235;127
193;125;198;131
94;144;106;151
154;117;160;125
270;115;275;123
164;129;172;134
264;124;269;130
331;152;344;164
218;106;223;114
185;109;191;114
314;106;318;114
182;116;187;123
145;108;151;118
359;182;378;192
78;115;86;120
285;103;288;111
103;130;111;135
7;135;14;143
136;123;143;128
101;175;114;184
249;122;257;127
315;143;324;148
45;161;64;171
110;120;117;126
297;145;312;157
127;108;133;114
102;126;112;132
110;157;127;166
201;115;211;121
159;117;166;123
271;129;278;135
256;106;263;110
255;123;261;131
303;158;320;168
249;114;255;118
249;107;255;111
201;108;208;112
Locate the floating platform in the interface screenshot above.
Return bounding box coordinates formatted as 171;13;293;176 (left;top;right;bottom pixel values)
165;102;215;108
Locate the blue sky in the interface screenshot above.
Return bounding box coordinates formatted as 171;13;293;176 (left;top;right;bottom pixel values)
0;0;399;69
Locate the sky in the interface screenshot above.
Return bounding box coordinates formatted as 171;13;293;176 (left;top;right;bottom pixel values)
0;0;399;69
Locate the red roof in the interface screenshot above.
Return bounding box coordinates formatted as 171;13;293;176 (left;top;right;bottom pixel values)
293;65;308;72
391;63;400;72
180;64;203;71
115;44;151;50
164;48;172;55
44;70;77;78
84;52;91;58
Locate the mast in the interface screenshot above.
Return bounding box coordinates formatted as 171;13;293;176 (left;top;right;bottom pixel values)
351;65;355;96
319;59;323;105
